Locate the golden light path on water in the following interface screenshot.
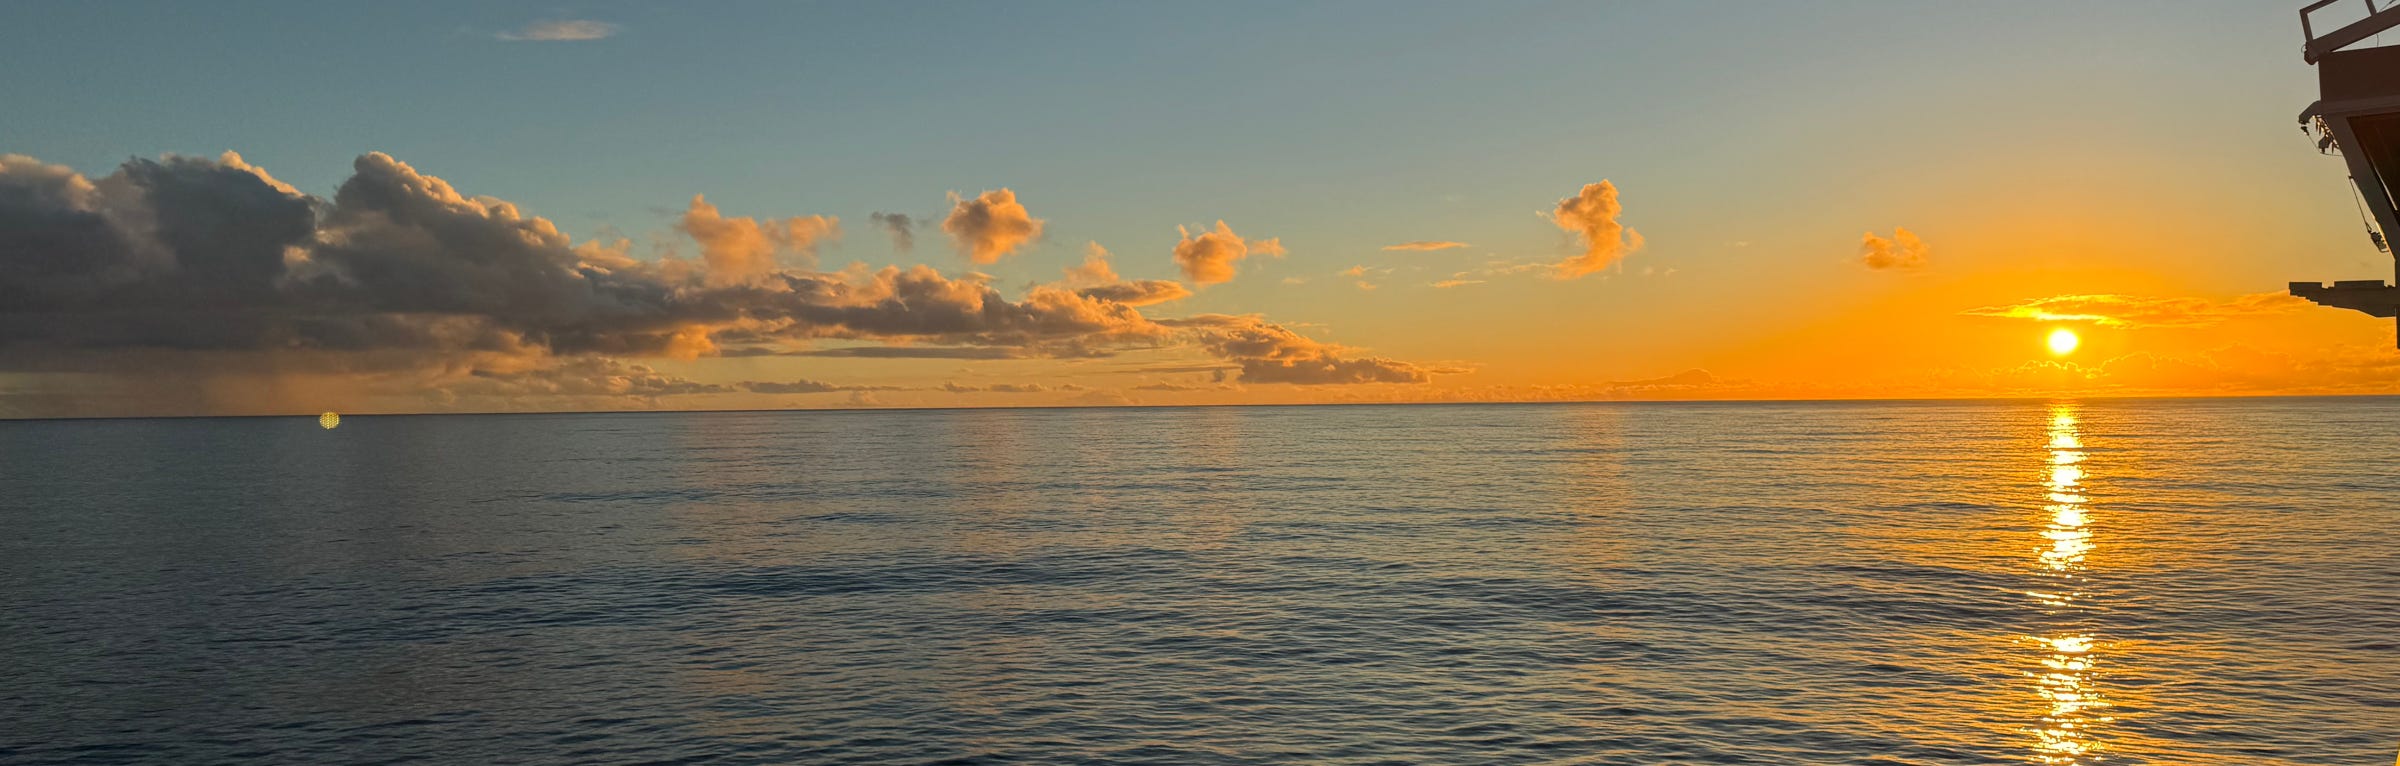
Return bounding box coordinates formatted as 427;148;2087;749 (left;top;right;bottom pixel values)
2031;405;2109;764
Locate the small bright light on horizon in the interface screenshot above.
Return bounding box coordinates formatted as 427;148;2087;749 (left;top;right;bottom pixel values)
2046;328;2080;356
320;411;341;430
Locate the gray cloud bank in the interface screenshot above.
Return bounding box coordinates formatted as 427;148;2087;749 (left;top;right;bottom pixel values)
0;151;1436;415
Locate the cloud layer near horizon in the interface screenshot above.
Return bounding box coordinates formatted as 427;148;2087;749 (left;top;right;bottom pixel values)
0;151;1437;415
1961;292;2304;328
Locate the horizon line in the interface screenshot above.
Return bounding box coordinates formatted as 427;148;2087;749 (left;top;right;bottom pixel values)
5;390;2394;424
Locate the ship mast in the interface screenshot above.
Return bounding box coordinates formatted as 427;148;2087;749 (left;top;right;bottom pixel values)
2291;0;2400;346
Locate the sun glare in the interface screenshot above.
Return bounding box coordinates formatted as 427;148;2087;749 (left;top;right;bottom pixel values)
2046;328;2080;355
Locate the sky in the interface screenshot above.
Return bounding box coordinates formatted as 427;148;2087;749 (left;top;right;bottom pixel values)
3;0;2397;418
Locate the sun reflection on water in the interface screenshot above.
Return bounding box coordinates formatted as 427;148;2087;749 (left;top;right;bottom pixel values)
2031;405;2110;764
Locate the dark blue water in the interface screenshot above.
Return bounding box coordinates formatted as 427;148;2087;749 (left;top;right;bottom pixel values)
3;399;2397;764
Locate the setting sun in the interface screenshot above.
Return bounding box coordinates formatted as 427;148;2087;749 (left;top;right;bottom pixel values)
2047;328;2081;356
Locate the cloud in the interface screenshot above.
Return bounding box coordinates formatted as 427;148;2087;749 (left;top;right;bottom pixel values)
676;195;838;283
1932;345;2400;396
868;212;915;253
1172;220;1284;286
1383;240;1469;252
448;357;888;402
1960;292;2305;328
1479;368;1735;402
938;381;1087;394
1062;242;1190;306
1859;228;1928;270
1067;388;1137;406
742;379;904;394
1549;180;1643;279
1603;368;1719;391
1431;277;1485;288
0;151;1442;416
1165;314;1430;385
942;189;1043;263
784;345;1025;359
497;20;618;42
1134;381;1218;391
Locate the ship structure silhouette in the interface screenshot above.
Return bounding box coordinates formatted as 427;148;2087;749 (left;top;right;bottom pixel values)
2292;0;2400;345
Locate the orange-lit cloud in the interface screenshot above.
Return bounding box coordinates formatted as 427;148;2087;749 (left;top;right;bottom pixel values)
939;382;1088;394
676;194;838;283
1859;228;1928;270
1549;180;1643;279
1173;221;1285;286
1063;242;1191;306
0;151;1443;416
942;188;1043;263
1922;345;2400;396
1383;240;1469;251
1960;292;2305;328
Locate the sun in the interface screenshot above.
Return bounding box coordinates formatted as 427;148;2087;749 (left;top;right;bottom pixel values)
2046;328;2080;356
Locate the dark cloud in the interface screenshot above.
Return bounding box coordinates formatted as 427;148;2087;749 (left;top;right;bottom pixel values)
1061;242;1190;307
1165;314;1430;385
741;379;905;394
868;211;915;253
0;151;1442;415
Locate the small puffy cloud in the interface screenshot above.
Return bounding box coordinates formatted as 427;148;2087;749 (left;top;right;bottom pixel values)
498;20;618;42
1549;180;1643;279
1064;243;1190;307
1383;240;1469;252
868;212;915;252
1431;274;1485;288
1961;292;2305;328
942;188;1043;263
1173;221;1284;286
1064;241;1120;286
1859;228;1928;270
675;195;838;283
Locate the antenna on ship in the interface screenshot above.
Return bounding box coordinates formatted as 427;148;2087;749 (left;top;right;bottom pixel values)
2291;0;2400;346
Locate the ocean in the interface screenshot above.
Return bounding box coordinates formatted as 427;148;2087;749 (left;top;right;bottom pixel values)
2;399;2396;764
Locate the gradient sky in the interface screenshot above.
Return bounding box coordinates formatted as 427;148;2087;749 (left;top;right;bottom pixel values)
3;1;2395;417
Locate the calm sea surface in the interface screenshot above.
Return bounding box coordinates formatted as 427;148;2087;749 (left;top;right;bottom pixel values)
2;399;2397;764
